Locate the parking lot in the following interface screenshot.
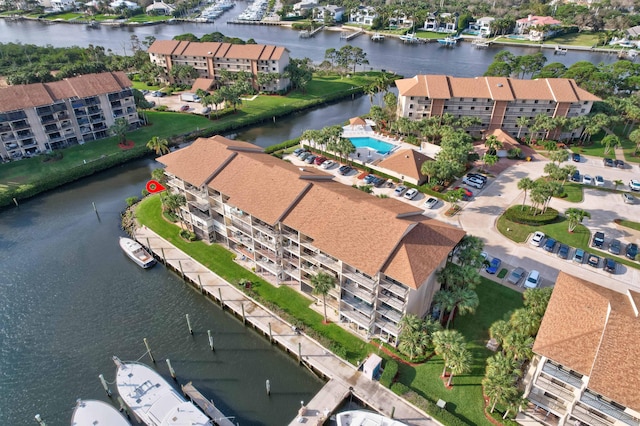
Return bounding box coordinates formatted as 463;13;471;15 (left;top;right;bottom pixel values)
287;148;640;295
144;91;211;114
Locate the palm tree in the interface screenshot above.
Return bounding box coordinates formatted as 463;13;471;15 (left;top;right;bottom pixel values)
483;373;518;413
432;329;466;377
502;331;534;361
310;271;336;323
566;207;591;233
398;314;430;360
548;150;568;165
433;289;456;324
613;179;624;190
446;346;472;386
601;134;620;155
146;136;170;156
446;286;479;329
454;235;485;268
489;319;510;347
162;193;186;228
509;308;542;337
364;84;377;106
110;117;129;144
517;177;534;210
486;352;521;380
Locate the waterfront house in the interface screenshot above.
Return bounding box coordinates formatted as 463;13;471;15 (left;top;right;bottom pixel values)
292;0;318;17
515;15;562;41
423;12;458;33
109;0;139;11
145;0;175;15
349;6;377;26
49;0;76;12
0;72;138;162
157;135;466;344
467;17;495;37
314;5;344;23
147;39;290;92
395;74;599;140
522;272;640;426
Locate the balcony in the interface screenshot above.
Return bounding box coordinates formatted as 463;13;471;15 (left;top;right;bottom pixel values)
580;392;638;426
229;218;252;236
340;302;373;330
281;241;299;254
256;256;279;274
541;361;583;389
376;305;401;324
315;252;341;272
377;292;405;312
534;376;576;402
255;247;276;262
528;388;567;416
379;278;408;298
12;121;30;130
228;206;251;224
375;317;399;337
20;139;37;147
299;237;317;251
343;270;376;291
571;405;616;426
252;220;275;237
1;134;16;142
188;204;212;221
341;293;374;316
342;280;375;304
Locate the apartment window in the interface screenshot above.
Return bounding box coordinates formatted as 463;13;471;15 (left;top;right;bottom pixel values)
458;106;462;110
485;107;490;111
272;67;276;71
470;107;475;110
460;98;465;102
444;106;448;110
472;98;476;102
534;100;539;104
409;104;414;109
532;109;536;112
410;96;414;100
583;101;588;105
519;108;524;112
546;109;551;113
408;112;413;117
581;109;586;113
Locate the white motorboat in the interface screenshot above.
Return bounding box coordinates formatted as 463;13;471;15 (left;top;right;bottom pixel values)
336;410;408;426
71;399;131;426
113;357;210;426
399;33;419;43
119;237;156;269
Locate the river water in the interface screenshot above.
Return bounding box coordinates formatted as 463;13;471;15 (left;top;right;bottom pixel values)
0;8;620;425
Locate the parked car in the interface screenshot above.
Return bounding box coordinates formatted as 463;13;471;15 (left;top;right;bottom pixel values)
304;155;317;164
201;106;211;114
583;174;593;185
626;243;638;260
622;192;636;204
404;188;419;200
615;159;625;169
298;151;311;161
424;197;438;209
320;160;335;170
180;104;190;112
630;179;640;191
467;173;488;183
608;239;621;255
570;170;581;182
604;258;617;273
507;267;526;285
572;152;581;162
603;157;614;167
594;175;604;186
485;257;502;274
314;156;327;165
394;185;407;196
557;244;570;259
295;149;308;157
592;231;605;248
372;177;386;187
573;248;585;264
151;91;166;97
338;165;352;175
462;175;484;189
524;270;541;289
587;253;600;268
453;186;473;201
543;238;557;253
530;231;545;247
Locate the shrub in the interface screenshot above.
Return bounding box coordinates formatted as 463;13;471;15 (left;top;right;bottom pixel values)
504;205;558;225
264;137;301;154
380;359;398;388
179;229;197;241
155;105;168;111
125;196;139;207
163;210;179;222
390;382;410;396
330;342;347;359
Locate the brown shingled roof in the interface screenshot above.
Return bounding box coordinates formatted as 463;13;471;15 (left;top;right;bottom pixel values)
147;39;181;55
395;75;599;102
226;44;266;60
377;149;432;183
533;272;640;411
0;72;132;113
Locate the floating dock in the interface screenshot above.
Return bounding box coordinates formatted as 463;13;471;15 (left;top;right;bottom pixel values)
182;382;236;426
340;29;364;41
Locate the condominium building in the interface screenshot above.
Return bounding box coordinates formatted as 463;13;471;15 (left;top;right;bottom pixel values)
147;40;290;92
158;136;466;343
395;75;600;140
0;71;138;162
523;272;640;426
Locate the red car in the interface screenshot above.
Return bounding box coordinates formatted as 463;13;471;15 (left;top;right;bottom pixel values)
314;156;327;165
453;186;473;200
180;105;190;112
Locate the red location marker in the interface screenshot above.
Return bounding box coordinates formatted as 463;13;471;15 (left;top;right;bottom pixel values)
146;180;167;194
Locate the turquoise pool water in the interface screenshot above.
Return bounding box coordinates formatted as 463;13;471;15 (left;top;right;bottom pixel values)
349;137;395;154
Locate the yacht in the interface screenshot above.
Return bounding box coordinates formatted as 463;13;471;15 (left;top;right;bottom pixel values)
119;237;156;269
70;399;130;426
336;410;408;426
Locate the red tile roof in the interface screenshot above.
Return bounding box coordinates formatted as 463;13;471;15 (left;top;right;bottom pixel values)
148;40;287;60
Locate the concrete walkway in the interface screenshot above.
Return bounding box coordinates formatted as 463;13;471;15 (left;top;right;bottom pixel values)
133;226;441;426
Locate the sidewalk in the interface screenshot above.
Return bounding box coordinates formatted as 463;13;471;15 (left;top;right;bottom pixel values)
133;226;442;426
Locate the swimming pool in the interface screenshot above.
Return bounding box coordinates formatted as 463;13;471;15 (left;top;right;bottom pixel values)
348;137;395;155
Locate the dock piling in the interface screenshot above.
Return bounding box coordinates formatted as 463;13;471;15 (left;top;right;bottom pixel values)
241;303;246;324
266;379;271;396
143;337;155;363
218;288;224;309
117;396;129;417
99;373;112;397
186;314;193;335
166;358;177;380
12;197;18;207
207;330;215;351
197;275;204;294
298;342;302;365
34;414;45;425
391;406;395;418
178;260;185;280
268;322;273;343
160;247;166;264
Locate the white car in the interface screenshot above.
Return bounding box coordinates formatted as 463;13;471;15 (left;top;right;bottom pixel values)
582;175;593;185
630;179;640;192
462;176;484;189
530;231;545;247
320;160;335;170
394;185;407;196
404;188;418;200
594;175;604;186
524;270;541;289
424;197;438;209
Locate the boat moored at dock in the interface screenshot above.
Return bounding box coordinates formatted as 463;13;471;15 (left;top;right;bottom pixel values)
119;237;156;269
336;410;408;426
70;399;131;426
113;356;210;426
437;35;462;47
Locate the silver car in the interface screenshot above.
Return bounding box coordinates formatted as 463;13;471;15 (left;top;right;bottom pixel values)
507;267;526;285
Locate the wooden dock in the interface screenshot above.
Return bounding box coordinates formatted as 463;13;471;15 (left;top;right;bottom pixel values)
340;29;364;41
182;382;236;426
134;227;442;426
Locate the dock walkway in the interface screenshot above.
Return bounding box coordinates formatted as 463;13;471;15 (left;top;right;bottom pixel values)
134;226;441;426
182;382;235;426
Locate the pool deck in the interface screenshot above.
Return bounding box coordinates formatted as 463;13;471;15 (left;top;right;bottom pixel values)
341;129;405;164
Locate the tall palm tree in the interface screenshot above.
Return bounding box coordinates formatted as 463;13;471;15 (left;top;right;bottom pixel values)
433;289;456;324
146;136;170;156
489;320;510;347
310;271;336;323
483;373;518;413
398;314;429;360
517;177;534;210
446;346;472;386
516;116;529;139
432;329;466;377
509;308;542;337
565;207;591;233
502;331;534;361
486;352;521;380
446;285;479;329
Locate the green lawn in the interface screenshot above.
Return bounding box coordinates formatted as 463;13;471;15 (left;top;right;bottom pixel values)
135;195;370;363
569;127;640;164
617;219;640;231
546;31;600;47
398;279;524;426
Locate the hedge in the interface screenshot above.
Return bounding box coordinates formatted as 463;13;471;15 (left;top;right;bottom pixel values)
504;205;559;225
379;359;398;388
402;390;471;426
264;137;301;154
